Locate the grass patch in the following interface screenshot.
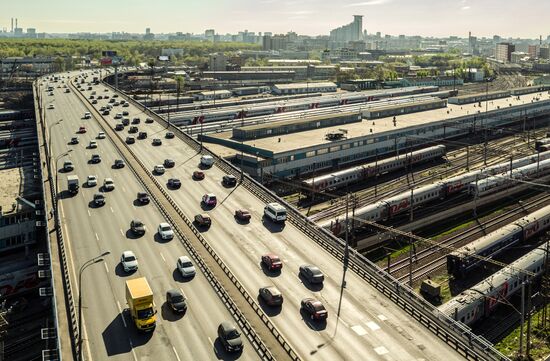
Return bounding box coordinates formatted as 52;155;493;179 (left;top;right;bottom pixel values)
496;307;550;360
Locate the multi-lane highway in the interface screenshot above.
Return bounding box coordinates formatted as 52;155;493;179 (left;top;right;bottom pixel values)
40;69;469;361
39;76;259;360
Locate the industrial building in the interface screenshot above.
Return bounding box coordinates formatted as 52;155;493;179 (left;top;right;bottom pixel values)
203;90;550;180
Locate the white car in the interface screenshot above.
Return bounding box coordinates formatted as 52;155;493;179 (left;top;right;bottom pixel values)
97;132;106;139
87;175;97;187
84;112;91;119
158;223;174;240
89;140;98;148
103;178;115;191
121;250;138;272
176;256;196;278
48;104;55;109
154;165;165;175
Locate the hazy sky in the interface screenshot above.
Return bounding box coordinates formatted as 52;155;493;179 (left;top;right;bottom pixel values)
3;0;549;38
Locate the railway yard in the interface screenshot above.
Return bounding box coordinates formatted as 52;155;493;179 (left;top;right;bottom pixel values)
148;78;550;352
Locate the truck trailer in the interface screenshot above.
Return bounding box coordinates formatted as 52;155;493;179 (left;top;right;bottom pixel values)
67;175;80;194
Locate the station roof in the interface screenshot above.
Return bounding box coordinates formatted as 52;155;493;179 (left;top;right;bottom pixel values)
207;90;550;157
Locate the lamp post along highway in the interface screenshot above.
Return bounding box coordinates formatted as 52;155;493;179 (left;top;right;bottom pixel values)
78;251;111;361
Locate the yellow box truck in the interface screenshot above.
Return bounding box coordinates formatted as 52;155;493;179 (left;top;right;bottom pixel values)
125;277;156;332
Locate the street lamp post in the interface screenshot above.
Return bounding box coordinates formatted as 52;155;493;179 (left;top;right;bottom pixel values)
47;119;63;171
78;251;111;361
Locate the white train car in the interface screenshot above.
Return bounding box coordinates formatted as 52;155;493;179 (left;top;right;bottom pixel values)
439;241;549;326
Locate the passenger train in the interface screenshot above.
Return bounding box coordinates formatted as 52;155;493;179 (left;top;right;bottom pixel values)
320;150;550;235
439;240;549;326
174;86;441;125
447;204;550;278
302;145;446;192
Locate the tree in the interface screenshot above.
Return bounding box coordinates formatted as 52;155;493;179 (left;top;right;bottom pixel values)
175;75;185;116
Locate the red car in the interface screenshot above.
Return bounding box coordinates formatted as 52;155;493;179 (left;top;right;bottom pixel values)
235;209;251;222
261;253;282;271
78;126;87;133
202;193;217;207
193;170;205;180
301;298;328;321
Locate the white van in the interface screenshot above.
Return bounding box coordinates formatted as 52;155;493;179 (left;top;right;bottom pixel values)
200;155;214;167
264;202;287;223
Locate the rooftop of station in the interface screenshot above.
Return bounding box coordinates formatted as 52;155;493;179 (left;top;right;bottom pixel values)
207;90;550;157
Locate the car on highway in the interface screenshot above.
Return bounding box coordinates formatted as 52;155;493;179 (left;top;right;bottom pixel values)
192;170;205;180
301;298;328;321
115;123;124;131
126;136;135;144
200;155;214;168
217;322;243;353
129;126;138;133
63;161;74;172
121;250;138;273
87;175;97;187
89;140;98;149
122;118;130;126
157;223;174;240
166;289;187;313
90;154;101;163
84;112;91;119
234;209;251;222
91;99;98;104
114;112;122;119
194;213;211;227
48;92;54;96
114;159;125;168
202;193;217;207
163;159;175;168
176;256;196;278
100;106;106;111
113;101;120;106
138;131;147;139
137;192;150;204
122;111;129;116
222;175;237;187
152;138;162;146
93;193;105;206
97;95;103;100
165;131;175;138
78;126;87;133
103;178;115;191
109;99;116;104
146;117;154;124
97;132;106;139
259;286;283;306
122;103;129;108
70;137;79;144
132;117;140;124
154;165;165;175
130;219;146;236
261;253;282;271
102;110;110;115
167;178;181;189
299;265;324;284
48;104;55;109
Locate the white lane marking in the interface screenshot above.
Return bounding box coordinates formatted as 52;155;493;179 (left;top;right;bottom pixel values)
160;252;166;263
377;314;388;321
103;262;109;273
110;206;114;213
116;301;127;328
351;325;367;336
95;233;99;241
172;346;182;361
129;339;138;361
366;321;380;331
122;187;126;193
208;337;214;347
120;229;124;236
374;346;389;355
87;209;91;217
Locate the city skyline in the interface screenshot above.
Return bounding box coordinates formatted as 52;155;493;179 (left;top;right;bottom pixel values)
3;0;550;39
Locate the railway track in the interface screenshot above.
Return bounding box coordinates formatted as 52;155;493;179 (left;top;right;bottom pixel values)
307;132;539;223
389;194;550;284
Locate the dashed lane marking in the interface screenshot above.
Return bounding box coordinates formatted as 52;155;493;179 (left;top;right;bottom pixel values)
351;325;367;336
374;346;389;355
116;301;127;328
366;321;380;331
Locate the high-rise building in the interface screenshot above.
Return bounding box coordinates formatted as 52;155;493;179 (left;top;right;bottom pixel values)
26;28;36;38
539;46;550;60
329;15;363;43
143;28;154;40
262;34;288;51
528;45;539;58
468;32;478;55
495;42;515;63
